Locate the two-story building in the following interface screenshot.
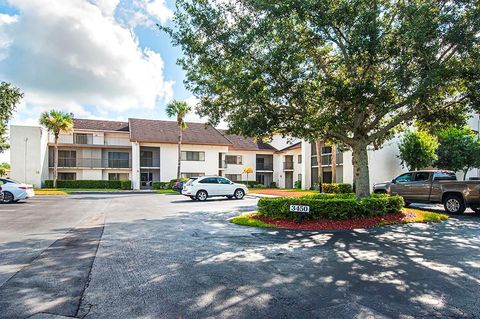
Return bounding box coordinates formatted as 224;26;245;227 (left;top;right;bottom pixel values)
9;114;480;190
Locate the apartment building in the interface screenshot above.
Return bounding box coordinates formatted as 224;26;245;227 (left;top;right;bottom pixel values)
10;114;480;190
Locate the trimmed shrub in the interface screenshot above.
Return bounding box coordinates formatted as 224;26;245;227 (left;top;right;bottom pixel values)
294;180;302;189
257;194;404;220
44;180;131;189
270;181;277;188
153;182;169;190
322;183;353;194
238;181;260;187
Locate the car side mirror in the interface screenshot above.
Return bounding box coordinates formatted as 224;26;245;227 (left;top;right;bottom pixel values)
391;179;396;184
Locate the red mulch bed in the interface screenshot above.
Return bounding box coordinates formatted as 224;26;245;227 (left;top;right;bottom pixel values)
253;212;411;230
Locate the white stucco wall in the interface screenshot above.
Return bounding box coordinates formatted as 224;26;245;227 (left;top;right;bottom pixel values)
222;150;257;181
10;125;49;187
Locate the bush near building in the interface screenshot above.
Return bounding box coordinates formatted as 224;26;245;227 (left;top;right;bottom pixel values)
152;182;169;190
44;180;131;190
322;183;353;194
257;194;404;220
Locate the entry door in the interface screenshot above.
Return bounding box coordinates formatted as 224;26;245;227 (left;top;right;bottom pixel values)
285;171;294;188
141;172;153;188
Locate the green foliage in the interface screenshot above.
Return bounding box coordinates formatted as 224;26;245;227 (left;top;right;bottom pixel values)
44;180;132;189
237;181;262;188
231;213;276;228
398;130;438;171
294;180;302;189
436;127;480;179
39;110;73;139
153;182;170;190
269;181;277;188
164;0;480;197
165;100;191;129
0;82;23;152
322;183;353;194
257;194;404;220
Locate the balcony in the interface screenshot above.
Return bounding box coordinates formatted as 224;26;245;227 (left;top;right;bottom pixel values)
312;153;344;167
256;163;273;171
50;158;131;169
140;158;161;168
283;162;294;170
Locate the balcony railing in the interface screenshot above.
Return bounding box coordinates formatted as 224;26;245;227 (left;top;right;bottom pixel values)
256;163;273;171
50;158;131;169
312;153;344;166
283;162;294;170
140;158;161;167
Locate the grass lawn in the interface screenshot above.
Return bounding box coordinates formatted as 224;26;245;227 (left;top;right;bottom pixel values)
156;189;179;194
36;188;129;195
230;213;277;228
231;208;449;230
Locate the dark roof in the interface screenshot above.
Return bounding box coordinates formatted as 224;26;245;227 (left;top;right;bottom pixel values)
218;130;277;151
73;118;129;132
278;141;301;152
128;118;232;145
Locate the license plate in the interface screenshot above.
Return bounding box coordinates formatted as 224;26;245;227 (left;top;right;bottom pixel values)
289;205;310;213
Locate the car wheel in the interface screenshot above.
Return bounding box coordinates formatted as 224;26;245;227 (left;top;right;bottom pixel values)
443;194;466;214
196;190;208;201
234;189;245;200
3;191;14;204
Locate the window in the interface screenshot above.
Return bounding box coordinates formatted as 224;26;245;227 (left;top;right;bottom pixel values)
298;155;302;164
226;174;242;182
414;172;430;182
109;173;129;181
322;146;332;154
181;151;205;161
433;171;457;181
58;173;76;180
108;152;129;168
181;172;205;178
58;150;76;167
225;155;242;165
74;133;93;145
218;177;231;184
395;173;413;183
199;177;218;184
140;151;154;167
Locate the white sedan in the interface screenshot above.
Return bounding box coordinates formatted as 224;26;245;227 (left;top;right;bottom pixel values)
182;176;248;201
0;178;35;203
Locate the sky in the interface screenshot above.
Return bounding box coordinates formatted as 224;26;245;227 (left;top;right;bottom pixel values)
0;0;207;162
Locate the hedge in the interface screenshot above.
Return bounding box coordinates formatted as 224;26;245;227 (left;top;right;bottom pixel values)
257;194;404;220
44;180;132;190
153;182;169;190
322;183;353;194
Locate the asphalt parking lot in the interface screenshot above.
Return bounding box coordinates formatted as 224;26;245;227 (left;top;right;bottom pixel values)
0;193;479;319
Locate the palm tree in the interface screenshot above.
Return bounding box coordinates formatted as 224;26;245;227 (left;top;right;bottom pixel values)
39;110;73;188
166;100;191;179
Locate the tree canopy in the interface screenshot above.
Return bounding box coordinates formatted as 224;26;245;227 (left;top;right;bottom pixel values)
398;130;438;171
165;0;480;197
0;82;23;152
39;110;74;139
436;127;480;179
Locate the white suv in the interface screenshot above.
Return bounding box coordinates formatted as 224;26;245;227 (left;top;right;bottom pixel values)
182;176;248;201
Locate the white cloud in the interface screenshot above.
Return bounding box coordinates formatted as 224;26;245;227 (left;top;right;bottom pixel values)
146;0;173;25
0;0;174;114
117;0;173;28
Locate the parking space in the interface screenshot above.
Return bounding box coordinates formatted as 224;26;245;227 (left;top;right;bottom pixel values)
0;194;479;318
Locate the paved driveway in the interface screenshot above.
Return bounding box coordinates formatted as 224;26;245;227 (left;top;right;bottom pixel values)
0;194;479;319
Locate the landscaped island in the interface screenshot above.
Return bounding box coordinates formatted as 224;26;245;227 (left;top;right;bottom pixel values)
232;192;448;231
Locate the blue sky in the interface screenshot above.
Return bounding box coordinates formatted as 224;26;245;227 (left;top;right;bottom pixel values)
0;0;200;128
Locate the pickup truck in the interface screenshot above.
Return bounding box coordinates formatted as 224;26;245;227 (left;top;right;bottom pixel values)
373;170;480;214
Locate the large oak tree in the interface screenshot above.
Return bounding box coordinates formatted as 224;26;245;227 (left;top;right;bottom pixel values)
165;0;480;197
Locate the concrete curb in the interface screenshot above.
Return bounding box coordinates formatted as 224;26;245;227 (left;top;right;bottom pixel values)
67;190;157;195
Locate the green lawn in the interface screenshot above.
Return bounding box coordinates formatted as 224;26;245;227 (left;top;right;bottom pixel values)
155;189;179;194
230;213;276;228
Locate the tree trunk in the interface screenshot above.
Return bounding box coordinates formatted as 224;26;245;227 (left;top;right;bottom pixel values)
464;168;469;181
177;126;182;179
352;143;370;198
53;136;58;188
331;144;337;183
315;140;323;192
